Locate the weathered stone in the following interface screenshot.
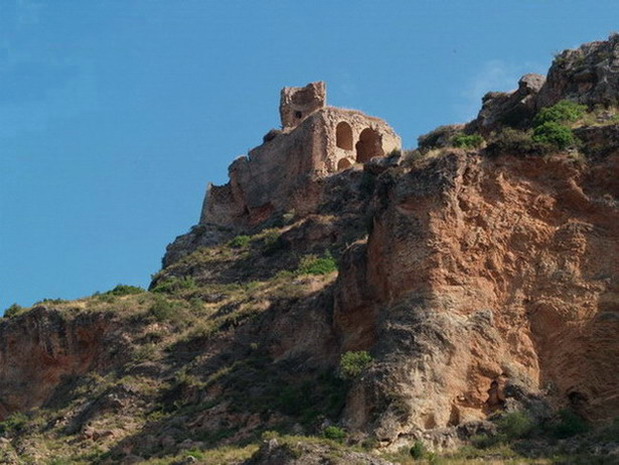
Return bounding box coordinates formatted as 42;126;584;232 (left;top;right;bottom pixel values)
537;33;619;109
165;82;401;265
280;81;326;129
200;85;401;228
469;73;545;134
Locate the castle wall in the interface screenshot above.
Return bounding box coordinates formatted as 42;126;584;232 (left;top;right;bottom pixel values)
200;85;401;228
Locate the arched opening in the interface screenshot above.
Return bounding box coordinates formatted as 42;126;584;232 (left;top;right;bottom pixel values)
335;122;353;150
337;158;353;171
355;128;384;163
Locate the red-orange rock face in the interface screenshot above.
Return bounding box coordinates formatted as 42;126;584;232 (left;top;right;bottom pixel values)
0;307;127;420
335;149;619;443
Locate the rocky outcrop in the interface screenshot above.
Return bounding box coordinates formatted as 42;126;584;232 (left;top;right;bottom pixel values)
467;33;619;136
537;33;619;109
335;148;619;442
0;307;128;420
469;73;545;134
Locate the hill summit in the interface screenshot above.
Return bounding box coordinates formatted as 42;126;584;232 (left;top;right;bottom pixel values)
1;34;619;465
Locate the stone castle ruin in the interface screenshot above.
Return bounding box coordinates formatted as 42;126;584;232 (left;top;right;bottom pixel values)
200;81;401;227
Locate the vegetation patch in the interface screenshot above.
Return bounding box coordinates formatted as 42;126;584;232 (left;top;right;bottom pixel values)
227;234;251;249
151;276;197;294
339;350;373;379
2;303;22;318
297;252;338;275
532;121;576;149
323;425;347;442
533;100;587;126
452;133;484;149
102;284;146;296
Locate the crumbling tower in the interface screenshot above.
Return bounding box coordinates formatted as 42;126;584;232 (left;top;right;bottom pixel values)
279;81;327;129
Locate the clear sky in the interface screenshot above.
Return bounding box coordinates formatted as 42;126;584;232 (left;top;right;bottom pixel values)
1;1;617;309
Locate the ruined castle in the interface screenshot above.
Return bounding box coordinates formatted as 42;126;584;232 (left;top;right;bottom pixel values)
200;82;401;227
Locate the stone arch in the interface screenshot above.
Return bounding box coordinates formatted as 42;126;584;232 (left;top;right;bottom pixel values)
337;158;353;171
356;128;384;163
335;122;353;150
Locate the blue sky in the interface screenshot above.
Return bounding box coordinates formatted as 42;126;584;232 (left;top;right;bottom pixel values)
1;1;618;308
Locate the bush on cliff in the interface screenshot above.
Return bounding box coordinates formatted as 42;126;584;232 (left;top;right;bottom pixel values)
553;408;590;438
452;133;484;149
339;350;373;379
533;100;587;126
151;276;197;294
298;252;337;275
3;303;22;318
103;284;145;296
486;128;550;156
532;121;576;149
228;235;251;249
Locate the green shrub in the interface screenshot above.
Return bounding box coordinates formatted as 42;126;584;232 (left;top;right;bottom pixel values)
532;121;576;149
323;425;347;442
340;350;373;379
298;252;338;275
534;100;587;126
3;303;22;318
149;296;178;322
410;440;427;459
0;411;28;435
497;411;535;439
452;133;484;149
186;448;206;459
104;284;145;296
487;128;550;156
151;276;197;294
553;409;590;438
228;235;251;248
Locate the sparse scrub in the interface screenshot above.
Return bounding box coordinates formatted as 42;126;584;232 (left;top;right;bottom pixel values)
3;303;22;318
339;350;373;379
497;410;535;439
103;284;145;296
487;128;551;156
151;276;197;294
0;411;29;435
227;235;251;248
452;133;484;149
323;425;347;442
261;229;285;255
410;440;427;460
149;296;180;322
298;251;338;275
553;408;590;438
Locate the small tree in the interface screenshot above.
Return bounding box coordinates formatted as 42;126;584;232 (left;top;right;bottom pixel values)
340;351;373;379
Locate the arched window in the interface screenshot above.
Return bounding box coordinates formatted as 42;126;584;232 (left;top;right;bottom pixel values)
355;128;384;163
335;122;353;150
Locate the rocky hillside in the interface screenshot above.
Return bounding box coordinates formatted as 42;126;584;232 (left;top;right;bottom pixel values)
1;35;619;465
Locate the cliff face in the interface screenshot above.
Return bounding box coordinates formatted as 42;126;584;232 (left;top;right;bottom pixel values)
336;149;619;444
0;307;127;420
